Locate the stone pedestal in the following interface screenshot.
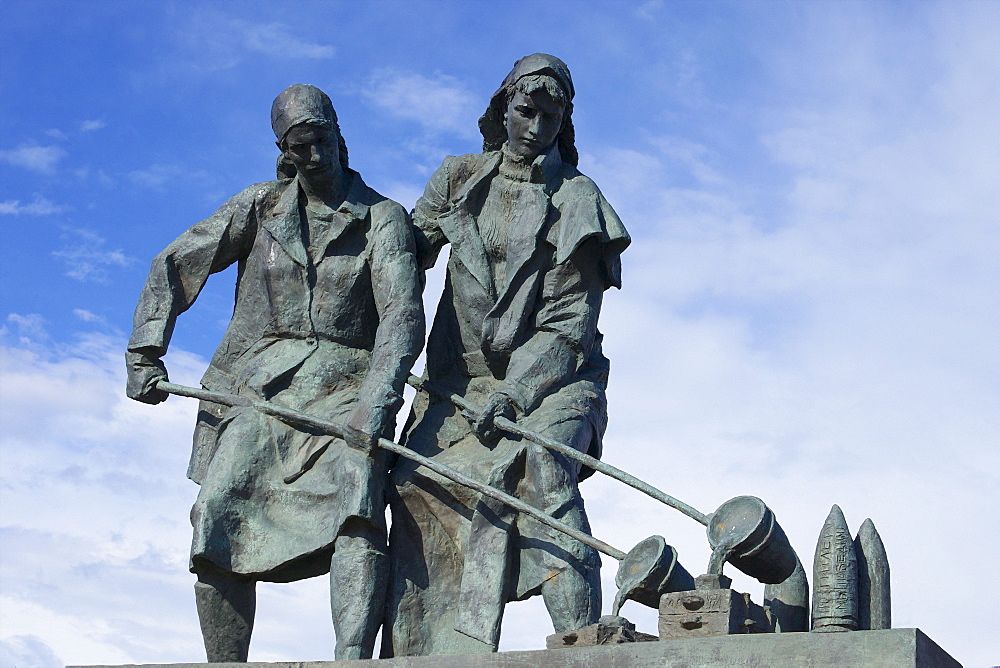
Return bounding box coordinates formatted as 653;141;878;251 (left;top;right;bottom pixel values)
72;628;960;667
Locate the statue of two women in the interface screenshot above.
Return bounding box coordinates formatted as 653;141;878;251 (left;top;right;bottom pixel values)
126;54;628;661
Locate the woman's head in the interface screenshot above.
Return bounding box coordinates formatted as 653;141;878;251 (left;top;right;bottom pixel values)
504;75;568;161
271;84;349;177
479;54;578;166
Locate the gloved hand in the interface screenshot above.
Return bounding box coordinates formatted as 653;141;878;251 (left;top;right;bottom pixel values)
126;351;169;405
474;391;517;446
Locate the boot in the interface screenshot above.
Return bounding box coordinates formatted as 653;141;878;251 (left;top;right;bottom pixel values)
330;546;388;660
194;571;256;661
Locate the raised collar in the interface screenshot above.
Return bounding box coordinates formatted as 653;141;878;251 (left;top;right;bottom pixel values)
498;142;564;191
263;170;369;266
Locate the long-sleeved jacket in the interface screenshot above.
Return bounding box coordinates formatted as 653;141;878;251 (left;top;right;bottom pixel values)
412;146;629;456
386;146;629;653
127;171;422;579
128;170;423;483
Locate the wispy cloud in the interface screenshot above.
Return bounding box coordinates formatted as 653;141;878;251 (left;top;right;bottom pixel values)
634;0;663;21
80;120;106;132
0;196;66;216
0;635;62;668
51;228;135;283
3;313;49;345
0;144;66;174
74;167;115;186
360;69;480;138
128;164;183;188
239;20;334;59
179;11;334;72
44;129;68;141
72;309;107;325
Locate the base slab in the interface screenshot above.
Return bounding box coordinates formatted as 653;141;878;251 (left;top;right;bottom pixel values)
73;628;960;668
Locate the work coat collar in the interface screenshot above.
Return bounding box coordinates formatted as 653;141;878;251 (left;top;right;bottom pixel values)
441;144;565;299
262;170;369;266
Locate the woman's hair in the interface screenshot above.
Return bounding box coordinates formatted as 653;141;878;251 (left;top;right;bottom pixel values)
509;74;571;108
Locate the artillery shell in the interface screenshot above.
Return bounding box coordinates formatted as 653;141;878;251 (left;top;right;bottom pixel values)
855;518;891;630
764;555;809;633
811;504;858;632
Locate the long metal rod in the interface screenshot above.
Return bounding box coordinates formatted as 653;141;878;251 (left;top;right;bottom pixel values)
156;381;628;561
407;375;710;526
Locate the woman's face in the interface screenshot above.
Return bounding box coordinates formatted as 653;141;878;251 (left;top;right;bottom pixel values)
505;87;565;161
281;123;341;180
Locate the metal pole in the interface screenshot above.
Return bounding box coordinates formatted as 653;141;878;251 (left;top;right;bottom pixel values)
407;375;710;526
156;381;628;561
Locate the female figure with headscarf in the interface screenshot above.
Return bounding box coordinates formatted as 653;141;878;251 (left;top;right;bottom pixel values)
384;54;629;656
126;84;423;661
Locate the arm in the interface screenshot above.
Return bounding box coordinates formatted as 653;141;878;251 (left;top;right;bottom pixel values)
343;202;425;449
496;237;605;416
125;185;261;403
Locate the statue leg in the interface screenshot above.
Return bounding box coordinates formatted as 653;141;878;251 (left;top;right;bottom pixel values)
330;518;388;660
541;563;602;632
193;566;256;662
529;417;602;632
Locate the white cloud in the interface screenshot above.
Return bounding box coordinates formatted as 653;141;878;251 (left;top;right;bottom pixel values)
2;313;49;347
178;11;334;72
75;166;116;186
239;20;334;60
52;227;135;283
80;119;107;132
0;144;65;174
73;308;107;324
360;69;480;139
0;195;66;216
43;128;68;141
0;634;63;668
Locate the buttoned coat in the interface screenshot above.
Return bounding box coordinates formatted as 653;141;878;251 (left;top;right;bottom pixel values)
128;171;422;581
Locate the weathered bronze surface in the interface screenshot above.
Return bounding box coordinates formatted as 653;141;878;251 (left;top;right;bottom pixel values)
383;53;630;657
659;586;771;639
764;555;810;633
546;615;657;649
613;536;694;615
855;518;891;630
126;84;423;661
812;504;859;632
706;495;797;584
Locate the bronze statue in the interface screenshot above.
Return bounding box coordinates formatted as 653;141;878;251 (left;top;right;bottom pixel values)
125;84;423;661
383;54;630;656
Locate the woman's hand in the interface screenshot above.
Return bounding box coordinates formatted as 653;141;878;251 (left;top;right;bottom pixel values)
126;352;169;405
474;391;517;446
344;403;382;453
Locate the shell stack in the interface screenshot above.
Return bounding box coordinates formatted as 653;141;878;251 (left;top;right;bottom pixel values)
811;505;891;632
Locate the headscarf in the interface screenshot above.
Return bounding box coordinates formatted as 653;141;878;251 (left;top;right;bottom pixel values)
478;53;578;166
271;84;349;171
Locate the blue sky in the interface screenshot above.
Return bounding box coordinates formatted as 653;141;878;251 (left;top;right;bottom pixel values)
1;1;997;665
